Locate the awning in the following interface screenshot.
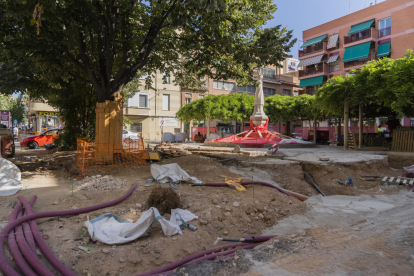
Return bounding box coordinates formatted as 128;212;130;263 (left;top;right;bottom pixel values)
377;42;391;58
298;54;324;67
327;34;339;49
343;42;371;63
301;34;327;48
327;55;339;63
348;19;375;35
299;76;324;88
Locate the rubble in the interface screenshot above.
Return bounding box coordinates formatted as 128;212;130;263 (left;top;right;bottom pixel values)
74;175;126;191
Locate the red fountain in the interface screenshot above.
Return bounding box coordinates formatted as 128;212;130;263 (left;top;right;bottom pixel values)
213;74;283;148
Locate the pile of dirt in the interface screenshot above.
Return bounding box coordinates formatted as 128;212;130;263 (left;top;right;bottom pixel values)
147;187;182;214
75;175;126;191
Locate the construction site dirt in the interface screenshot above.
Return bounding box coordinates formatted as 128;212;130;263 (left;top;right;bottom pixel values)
1;146;414;276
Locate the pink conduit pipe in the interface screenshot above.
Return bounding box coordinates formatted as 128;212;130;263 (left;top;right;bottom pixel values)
139;236;277;276
19;196;78;276
7;198;37;276
155;242;265;276
205;181;308;201
0;183;138;276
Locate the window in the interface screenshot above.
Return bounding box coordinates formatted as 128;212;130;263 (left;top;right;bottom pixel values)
139;94;149;108
238;85;256;93
411;120;414;126
283;89;291;96
213;80;235;91
379;17;391;37
139;74;149;80
330;61;340;72
128;93;149;108
263;87;276;96
200;76;207;87
131;123;142;133
199;94;205;99
261;68;276;78
162;94;170;111
185;98;192;104
293;90;299;96
162;71;170;84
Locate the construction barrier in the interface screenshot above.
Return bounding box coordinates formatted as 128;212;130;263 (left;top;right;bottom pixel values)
0;134;13;158
77;138;146;175
392;128;414;152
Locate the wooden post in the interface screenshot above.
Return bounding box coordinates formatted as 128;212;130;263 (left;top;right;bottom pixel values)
359;104;363;149
313;118;317;144
344;99;349;150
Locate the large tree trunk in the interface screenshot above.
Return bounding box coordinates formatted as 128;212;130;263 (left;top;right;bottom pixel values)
206;118;210;140
313;118;317;144
95;94;124;163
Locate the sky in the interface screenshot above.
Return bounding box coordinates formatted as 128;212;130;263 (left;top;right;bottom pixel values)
269;0;387;59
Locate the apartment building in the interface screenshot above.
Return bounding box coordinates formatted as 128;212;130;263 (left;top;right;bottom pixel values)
298;0;414;95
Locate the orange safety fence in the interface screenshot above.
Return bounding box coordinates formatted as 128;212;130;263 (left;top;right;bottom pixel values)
77;138;146;176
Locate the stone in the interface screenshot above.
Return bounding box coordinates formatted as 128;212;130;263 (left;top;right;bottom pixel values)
224;212;232;218
52;201;58;205
258;213;264;219
233;202;240;207
119;257;125;263
264;214;272;221
233;145;241;153
212;198;218;205
77;246;88;252
245;207;254;215
102;249;109;254
225;206;232;212
223;231;229;235
199;220;209;225
241;213;251;223
135;203;142;209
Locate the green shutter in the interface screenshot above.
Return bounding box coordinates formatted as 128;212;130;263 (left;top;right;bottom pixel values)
299;76;324;88
343;42;371;63
377;42;391;58
301;35;327;48
348;19;375;35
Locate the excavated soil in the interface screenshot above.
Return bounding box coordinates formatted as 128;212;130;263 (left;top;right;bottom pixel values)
147;188;182;214
1;149;410;276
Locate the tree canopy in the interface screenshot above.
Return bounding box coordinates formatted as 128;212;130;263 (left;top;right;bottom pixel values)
0;0;296;102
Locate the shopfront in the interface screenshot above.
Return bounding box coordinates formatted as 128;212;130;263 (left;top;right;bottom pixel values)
32;111;62;133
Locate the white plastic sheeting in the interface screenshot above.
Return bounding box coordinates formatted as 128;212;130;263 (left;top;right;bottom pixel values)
84;208;198;244
151;163;202;184
0;158;22;196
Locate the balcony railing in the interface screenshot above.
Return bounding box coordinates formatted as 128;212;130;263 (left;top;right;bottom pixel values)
299;64;328;77
344;54;373;68
344;28;373;45
330;63;340;73
304;87;316;95
378;27;391;38
299;42;324;57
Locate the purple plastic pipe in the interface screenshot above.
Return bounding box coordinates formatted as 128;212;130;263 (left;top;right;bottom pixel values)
139;235;277;276
205;181;292;197
0;183;138;276
19;196;78;276
22;216;37;255
7;198;37;276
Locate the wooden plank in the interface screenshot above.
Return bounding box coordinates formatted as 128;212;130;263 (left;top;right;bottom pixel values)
382;176;388;182
389;177;395;182
410;180;414;185
403;179;407;184
396;178;401;183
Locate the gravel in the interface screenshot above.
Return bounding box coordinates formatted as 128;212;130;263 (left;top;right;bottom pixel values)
75;175;126;191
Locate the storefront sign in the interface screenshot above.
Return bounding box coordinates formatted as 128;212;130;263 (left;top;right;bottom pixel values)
0;111;11;127
159;117;178;127
37;111;60;116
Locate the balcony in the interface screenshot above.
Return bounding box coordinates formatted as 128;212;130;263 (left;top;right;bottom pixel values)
378;27;391;38
299;42;325;58
344;53;375;69
299;64;329;78
344;28;377;45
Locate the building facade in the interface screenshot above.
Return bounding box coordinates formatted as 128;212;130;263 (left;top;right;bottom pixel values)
298;0;414;95
27;100;61;133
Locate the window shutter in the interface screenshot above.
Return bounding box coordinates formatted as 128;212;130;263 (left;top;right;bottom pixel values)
139;95;147;108
163;94;170;110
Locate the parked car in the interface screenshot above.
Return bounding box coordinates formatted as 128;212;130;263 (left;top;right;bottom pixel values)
20;129;62;149
122;129;140;143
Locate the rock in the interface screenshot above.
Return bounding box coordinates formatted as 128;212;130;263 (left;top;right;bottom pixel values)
77;246;88;252
135;203;142;209
319;156;330;161
199;220;209;225
102;249;109;254
212;198;218;205
223;231;229;236
119;257;125;263
258;213;264;219
233;145;241;153
173;237;178;240
241;213;251;223
233;202;240;207
223;212;232;218
245;207;254;215
128;257;141;264
225;206;232;212
264;214;272;221
52;201;58;205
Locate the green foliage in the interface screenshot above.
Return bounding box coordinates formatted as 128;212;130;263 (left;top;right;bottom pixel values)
8;93;27;124
123;116;133;128
0;0;296;102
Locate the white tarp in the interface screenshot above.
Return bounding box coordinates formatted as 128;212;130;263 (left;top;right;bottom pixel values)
150;163;202;184
0;158;22;196
84;207;198;244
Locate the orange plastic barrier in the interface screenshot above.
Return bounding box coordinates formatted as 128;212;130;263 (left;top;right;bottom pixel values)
76;138;146;175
